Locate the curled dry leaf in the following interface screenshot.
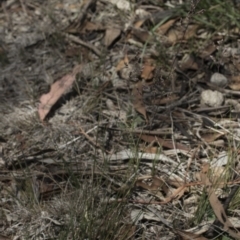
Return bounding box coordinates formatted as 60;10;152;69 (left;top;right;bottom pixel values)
38;64;82;121
179;54;198;71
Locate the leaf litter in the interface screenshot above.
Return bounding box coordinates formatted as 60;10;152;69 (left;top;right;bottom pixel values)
1;0;240;239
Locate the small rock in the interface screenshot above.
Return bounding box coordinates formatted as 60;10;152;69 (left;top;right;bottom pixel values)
225;99;240;111
210;73;228;87
200;90;224;107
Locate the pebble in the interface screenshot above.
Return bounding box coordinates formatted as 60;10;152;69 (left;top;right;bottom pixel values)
210;73;228;87
200;90;224;107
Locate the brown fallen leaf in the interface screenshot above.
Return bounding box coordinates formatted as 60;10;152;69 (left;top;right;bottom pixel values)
38;64;82;121
166;185;187;201
184;24;199;40
176;230;208;240
141;59;155;80
134;19;146;28
198;43;216;59
131;28;152;43
200;131;225;143
116;54;129;72
142;146;159;154
132;81;148;122
200;163;240;239
156;18;177;35
179;54;199;71
167;24;199;44
81;21;104;32
167;28;184;44
135;176;169;197
0;234;11;240
229;75;240;90
151;94;179;105
139;134;190;151
104;28;121;47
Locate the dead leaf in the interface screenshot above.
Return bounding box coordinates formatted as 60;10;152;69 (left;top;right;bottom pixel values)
199;43;216;59
201;131;224;143
0;234;11;240
142;146;159;154
132;81;148;122
157;19;177;35
116;55;129;72
104;28;121;47
38;64;82;121
179;54;198;71
82;21;104;32
167;185;187;201
151;94;179;105
229;75;240;90
167;24;199;44
134;19;146;28
176;230;208;240
65;21;106;34
132;28;152;43
139;134;190;151
200;163;240;239
167;29;184;44
135;176;169;197
141;59;155;80
184;24;199;40
136;176;165;191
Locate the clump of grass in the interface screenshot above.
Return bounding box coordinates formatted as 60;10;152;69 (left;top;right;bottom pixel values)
187;0;240;31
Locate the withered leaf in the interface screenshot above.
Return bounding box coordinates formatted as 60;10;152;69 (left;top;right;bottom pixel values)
132;81;148;122
38;64;82;121
104;28;121;47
